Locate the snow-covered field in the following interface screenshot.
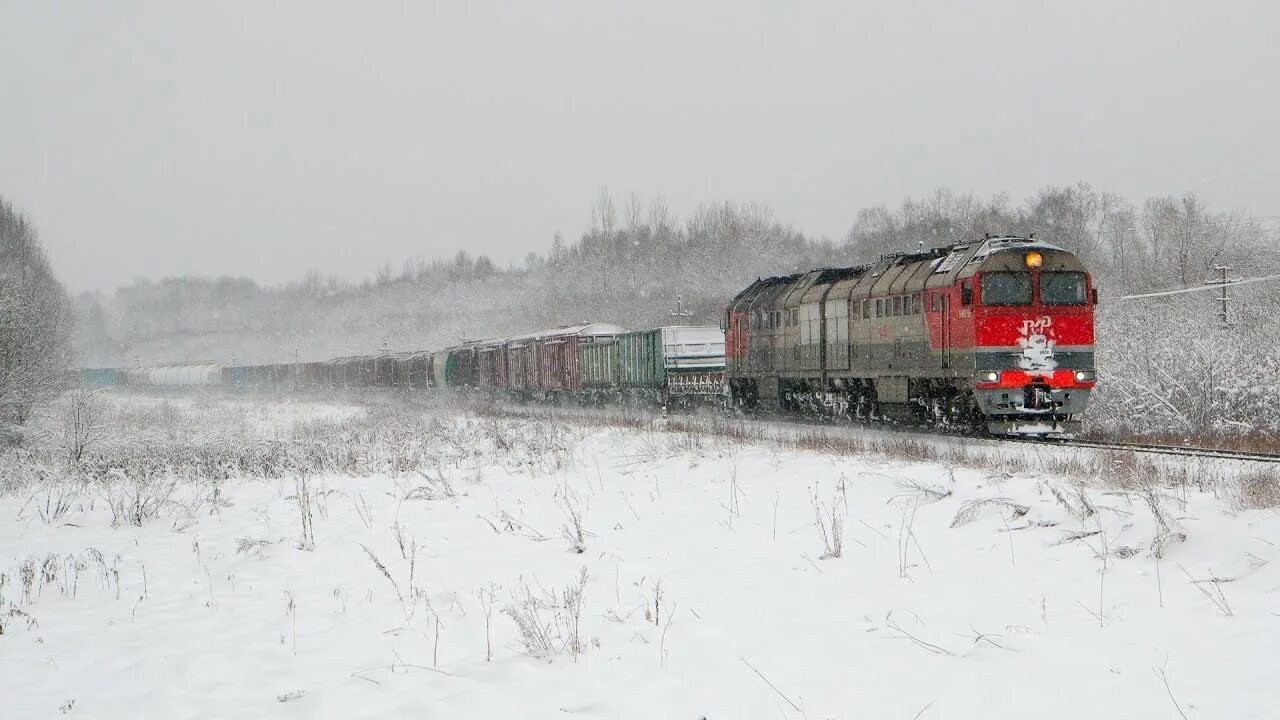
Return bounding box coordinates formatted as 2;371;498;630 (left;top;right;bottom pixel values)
2;394;1277;719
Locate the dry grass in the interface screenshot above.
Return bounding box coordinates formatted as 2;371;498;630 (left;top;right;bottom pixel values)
1231;468;1280;510
476;402;1280;510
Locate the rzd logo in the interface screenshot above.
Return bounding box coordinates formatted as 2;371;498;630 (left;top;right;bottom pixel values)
1018;316;1056;372
1020;316;1053;335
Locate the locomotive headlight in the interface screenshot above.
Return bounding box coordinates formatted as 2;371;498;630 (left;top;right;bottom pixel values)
1074;370;1096;382
979;371;1000;383
1024;251;1044;269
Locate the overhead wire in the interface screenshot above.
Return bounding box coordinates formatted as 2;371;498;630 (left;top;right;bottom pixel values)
1106;273;1280;301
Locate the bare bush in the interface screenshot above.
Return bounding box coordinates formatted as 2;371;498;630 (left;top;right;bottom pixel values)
1139;488;1187;558
31;480;84;525
101;471;178;527
1045;480;1096;522
293;476;316;551
811;485;845;559
557;489;588;554
1178;564;1234;617
503;567;589;661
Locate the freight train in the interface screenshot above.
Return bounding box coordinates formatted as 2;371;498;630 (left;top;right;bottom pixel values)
80;235;1097;436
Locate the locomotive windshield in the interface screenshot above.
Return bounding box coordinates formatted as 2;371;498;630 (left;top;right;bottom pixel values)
980;271;1033;306
1042;272;1088;305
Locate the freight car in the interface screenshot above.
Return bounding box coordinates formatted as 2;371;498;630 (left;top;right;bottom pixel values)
473;324;626;399
725;235;1095;435
466;324;725;406
609;326;725;406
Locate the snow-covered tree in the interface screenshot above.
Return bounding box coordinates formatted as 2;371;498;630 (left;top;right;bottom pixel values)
0;196;74;443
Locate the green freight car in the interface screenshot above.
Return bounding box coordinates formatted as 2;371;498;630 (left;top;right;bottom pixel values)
585;326;725;406
578;338;616;394
434;343;481;390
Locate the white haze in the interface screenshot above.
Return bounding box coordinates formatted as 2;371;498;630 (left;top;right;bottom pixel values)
2;1;1278;292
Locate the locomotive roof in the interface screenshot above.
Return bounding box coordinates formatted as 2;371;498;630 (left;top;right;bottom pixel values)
732;235;1080;313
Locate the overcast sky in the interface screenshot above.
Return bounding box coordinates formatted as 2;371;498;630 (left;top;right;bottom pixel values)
3;1;1278;292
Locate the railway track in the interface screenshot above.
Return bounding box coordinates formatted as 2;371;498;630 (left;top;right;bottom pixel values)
107;386;1280;465
1010;436;1280;464
487;399;1280;465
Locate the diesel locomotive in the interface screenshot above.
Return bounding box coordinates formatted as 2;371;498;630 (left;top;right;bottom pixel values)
725;236;1096;435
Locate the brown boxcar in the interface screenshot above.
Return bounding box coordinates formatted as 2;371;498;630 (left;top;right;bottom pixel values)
475;339;509;390
534;324;625;393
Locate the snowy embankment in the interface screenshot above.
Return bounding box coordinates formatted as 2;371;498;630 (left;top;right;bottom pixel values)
1;395;1277;719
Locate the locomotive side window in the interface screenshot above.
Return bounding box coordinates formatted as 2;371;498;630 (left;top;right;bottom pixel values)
862;301;869;319
979;272;1031;306
1042;272;1088;305
875;299;883;317
961;280;973;306
892;297;902;316
931;292;940;312
912;293;921;314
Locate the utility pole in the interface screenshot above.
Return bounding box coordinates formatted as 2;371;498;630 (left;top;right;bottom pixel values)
1203;265;1237;326
669;294;692;325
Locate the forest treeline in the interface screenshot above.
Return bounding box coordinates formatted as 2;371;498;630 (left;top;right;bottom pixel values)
74;182;1279;372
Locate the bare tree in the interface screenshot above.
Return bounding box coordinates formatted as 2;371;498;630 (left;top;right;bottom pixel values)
589;186;616;293
62;387;108;464
647;195;673;235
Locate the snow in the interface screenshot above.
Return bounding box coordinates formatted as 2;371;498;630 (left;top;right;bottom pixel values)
2;396;1277;719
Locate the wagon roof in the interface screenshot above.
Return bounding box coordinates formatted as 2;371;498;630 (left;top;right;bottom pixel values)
386;350;434;360
505;323;627;343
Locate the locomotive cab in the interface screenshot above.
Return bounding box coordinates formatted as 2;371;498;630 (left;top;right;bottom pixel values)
960;238;1096;435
